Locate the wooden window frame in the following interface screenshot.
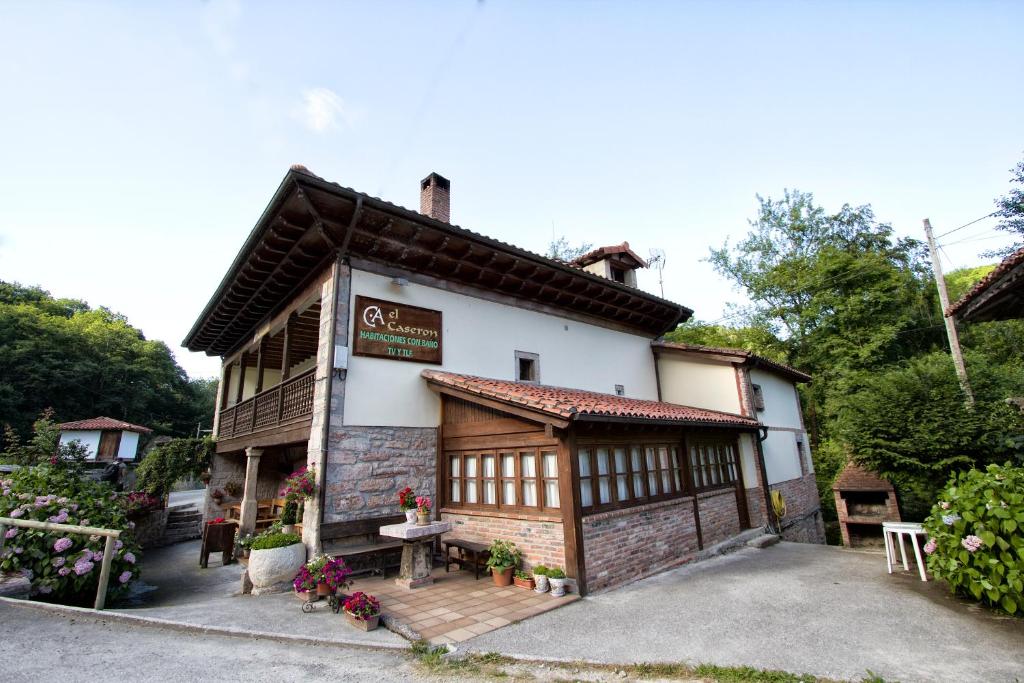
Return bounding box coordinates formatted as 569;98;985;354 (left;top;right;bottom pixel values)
576;437;690;514
688;437;741;493
444;446;559;514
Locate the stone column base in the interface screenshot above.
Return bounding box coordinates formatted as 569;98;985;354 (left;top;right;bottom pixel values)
395;540;434;589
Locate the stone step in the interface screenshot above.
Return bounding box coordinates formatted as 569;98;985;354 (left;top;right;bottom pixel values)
167;513;202;522
747;534;781;549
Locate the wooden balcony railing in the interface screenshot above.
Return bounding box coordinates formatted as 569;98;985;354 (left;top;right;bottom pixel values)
217;368;316;440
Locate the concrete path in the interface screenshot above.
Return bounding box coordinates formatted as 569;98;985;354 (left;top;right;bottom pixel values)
465;542;1024;683
111;539;407;650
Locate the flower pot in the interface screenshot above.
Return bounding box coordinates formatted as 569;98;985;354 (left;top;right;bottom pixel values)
416;511;430;526
491;566;514;587
316;582;333;597
344;610;380;631
533;575;550;593
297;589;320;602
405;509;418;524
282;524;296;535
549;577;568;597
514;576;536;590
248;542;306;589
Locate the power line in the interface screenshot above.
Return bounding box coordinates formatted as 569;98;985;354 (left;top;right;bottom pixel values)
933;212;998;239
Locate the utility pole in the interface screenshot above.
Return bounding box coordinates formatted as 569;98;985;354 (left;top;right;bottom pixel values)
923;218;975;407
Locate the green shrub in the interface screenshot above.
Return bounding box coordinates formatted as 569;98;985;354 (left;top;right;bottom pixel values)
922;463;1024;615
250;532;301;551
0;464;141;605
135;437;214;497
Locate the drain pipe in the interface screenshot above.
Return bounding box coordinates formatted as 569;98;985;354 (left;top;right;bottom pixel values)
755;426;780;535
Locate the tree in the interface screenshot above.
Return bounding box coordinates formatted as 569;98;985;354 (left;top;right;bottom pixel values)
0;281;215;448
985;154;1024;259
664;320;787;363
545;236;593;263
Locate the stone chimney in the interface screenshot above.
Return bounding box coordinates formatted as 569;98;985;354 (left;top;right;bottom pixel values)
420;172;451;223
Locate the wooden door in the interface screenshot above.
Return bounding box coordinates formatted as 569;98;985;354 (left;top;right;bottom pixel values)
97;431;121;461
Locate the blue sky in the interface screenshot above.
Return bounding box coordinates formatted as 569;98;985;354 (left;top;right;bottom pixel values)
1;1;1021;379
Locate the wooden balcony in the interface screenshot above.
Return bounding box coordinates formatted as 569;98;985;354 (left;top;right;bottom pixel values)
215;369;316;453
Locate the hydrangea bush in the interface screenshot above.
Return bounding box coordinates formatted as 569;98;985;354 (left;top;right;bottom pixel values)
922;463;1024;615
0;464;141;605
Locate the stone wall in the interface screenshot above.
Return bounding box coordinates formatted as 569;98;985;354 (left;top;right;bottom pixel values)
581;497;699;593
440;509;565;572
696;488;741;546
773;472;826;544
323;425;437;523
130;508;169;548
205;451;292;522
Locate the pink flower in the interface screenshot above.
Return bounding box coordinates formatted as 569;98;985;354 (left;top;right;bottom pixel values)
73;558;95;576
53;537;73;553
52;557;66;568
961;535;983;552
123;552;136;564
939;501;950;509
115;540;123;550
9;507;24;518
4;528;16;540
923;539;937;555
48;509;69;524
57;567;71;576
118;571;132;584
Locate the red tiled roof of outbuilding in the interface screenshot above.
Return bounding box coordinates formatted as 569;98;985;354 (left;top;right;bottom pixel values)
58;417;152;434
421;370;758;428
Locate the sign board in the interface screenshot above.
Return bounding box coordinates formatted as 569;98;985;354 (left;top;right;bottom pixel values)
352;296;443;364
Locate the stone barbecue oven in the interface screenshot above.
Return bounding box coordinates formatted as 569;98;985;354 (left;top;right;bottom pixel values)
832;463;900;548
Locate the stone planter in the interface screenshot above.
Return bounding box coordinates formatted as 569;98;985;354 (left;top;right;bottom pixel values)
534;575;550;593
248;542;306;593
549;576;568;597
344;610;380;631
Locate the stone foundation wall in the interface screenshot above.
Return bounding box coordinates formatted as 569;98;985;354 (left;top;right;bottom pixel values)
130;509;169;548
772;473;826;544
697;488;741;546
581;497;699;593
323;426;437;523
440;509;565;572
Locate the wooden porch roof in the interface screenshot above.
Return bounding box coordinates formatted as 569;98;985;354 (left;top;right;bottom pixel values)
183;166;692;357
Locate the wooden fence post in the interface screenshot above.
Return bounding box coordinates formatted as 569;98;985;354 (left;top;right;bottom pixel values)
94;535;117;610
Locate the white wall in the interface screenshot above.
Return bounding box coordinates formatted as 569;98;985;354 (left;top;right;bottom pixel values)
737;433;759;489
117;431;140;459
657;356;743;414
343;269;661;427
59;430;101;459
762;430;804;484
750;369;803;430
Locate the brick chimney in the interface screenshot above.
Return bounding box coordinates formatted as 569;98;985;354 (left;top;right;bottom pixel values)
420;172;451;223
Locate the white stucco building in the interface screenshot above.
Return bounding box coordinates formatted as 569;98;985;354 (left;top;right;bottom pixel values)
58;416;152;461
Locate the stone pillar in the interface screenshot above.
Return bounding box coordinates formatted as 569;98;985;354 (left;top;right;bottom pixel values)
239;447;264;535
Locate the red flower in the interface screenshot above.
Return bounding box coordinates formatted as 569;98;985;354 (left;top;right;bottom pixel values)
207;517;226;525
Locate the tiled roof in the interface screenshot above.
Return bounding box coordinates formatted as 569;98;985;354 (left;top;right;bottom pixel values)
422;370;759;428
947;245;1024;318
59;417;152;434
652;341;812;383
831;463;893;492
571;241;648;268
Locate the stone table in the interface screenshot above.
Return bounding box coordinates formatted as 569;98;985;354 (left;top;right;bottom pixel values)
379;520;452;589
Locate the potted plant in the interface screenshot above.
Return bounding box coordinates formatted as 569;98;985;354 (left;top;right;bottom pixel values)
486;539;521;587
398;486;417;524
224;480;242;498
513;569;535;590
235;532;255;559
547;566;568;597
210;488;225;504
294;553;353;600
532;564;550;593
281;500;298;534
248;531;305;592
342;591;381;631
415;495;432;526
281;466;316;502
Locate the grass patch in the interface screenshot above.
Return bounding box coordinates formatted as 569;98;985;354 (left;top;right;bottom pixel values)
692;664;817;682
410;641;518;678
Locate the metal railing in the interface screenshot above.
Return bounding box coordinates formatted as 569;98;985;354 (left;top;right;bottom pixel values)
0;517;122;610
217;368;316;439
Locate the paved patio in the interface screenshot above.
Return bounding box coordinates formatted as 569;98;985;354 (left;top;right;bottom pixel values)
465;541;1024;683
357;568;578;645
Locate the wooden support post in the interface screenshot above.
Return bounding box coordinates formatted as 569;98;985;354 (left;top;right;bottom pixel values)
221;363;232;410
281;312;295;381
94;535;117;610
255;337;266;394
235;353;248;404
923;218;975;407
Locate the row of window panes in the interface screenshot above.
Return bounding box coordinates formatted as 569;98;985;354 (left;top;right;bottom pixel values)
578;445;684;510
689;442;739;490
448;450;559;509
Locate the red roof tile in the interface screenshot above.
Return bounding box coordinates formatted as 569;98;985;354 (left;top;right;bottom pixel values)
422;371;758;428
832;463;893;492
59;417;152;434
652;341;812;383
947;245;1024;318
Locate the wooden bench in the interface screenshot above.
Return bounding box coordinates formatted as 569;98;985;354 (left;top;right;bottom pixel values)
442;538;490;580
332;539;404;577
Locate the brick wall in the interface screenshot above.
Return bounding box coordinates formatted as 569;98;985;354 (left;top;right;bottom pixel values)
746;487;768;528
323;426;437;523
696;488;741;546
772;472;825;544
581;497;700;593
440;509;565;572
